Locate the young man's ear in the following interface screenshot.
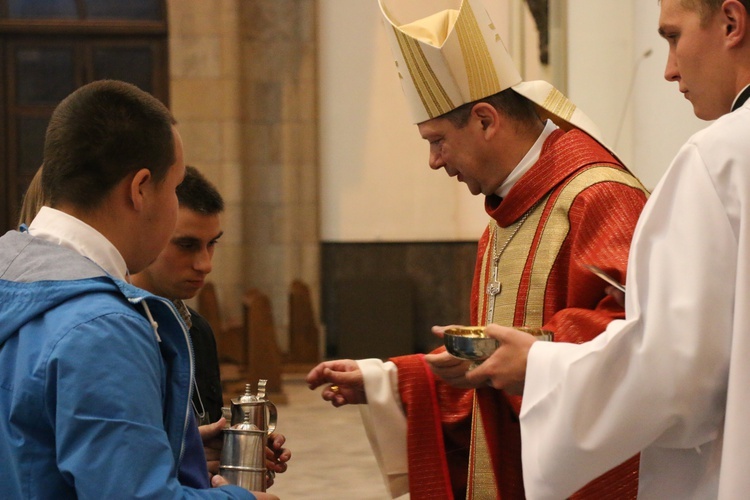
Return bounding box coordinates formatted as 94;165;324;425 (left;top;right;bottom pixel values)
723;0;747;47
129;168;152;211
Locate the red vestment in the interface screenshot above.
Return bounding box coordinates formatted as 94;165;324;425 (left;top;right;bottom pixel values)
392;129;647;499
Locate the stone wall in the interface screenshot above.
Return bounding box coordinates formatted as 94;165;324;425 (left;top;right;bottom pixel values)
168;0;320;351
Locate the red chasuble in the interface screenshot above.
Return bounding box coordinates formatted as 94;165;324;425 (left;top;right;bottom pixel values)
391;129;647;499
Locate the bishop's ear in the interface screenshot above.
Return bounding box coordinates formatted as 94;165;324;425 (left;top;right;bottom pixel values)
471;102;499;136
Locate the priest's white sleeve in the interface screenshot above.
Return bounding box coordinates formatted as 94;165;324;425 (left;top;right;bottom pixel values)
356;358;409;498
519;139;735;499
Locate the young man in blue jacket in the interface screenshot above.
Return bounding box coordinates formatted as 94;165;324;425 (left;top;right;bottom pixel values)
0;80;273;499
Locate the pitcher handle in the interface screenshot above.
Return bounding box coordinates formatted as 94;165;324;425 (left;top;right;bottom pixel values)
265;401;277;434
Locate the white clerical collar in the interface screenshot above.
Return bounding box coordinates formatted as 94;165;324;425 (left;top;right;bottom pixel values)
496;119;558;198
27;206;129;281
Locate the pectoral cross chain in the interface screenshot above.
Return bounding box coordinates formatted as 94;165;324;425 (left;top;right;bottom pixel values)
484;203;538;325
486;280;501;297
486;279;501;322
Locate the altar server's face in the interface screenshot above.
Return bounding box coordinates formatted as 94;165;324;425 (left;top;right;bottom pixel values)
659;0;739;119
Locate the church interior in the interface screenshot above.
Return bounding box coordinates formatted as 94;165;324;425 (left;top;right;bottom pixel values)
0;0;707;497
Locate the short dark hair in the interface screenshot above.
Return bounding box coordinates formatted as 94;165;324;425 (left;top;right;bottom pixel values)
42;80;176;211
177;166;224;215
441;87;539;129
678;0;750;24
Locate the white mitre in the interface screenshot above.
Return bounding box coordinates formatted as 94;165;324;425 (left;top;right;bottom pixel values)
378;0;606;147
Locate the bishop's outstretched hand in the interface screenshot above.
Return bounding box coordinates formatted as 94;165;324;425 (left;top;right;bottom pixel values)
306;359;367;406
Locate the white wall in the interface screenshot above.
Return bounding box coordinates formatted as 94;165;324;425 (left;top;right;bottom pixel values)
631;0;706;189
567;1;634;159
567;0;705;190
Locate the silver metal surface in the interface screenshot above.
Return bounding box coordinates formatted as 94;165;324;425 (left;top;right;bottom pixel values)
444;327;498;361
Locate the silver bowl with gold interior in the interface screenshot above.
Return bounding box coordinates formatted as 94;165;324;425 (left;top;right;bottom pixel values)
443;326;498;361
444;326;554;362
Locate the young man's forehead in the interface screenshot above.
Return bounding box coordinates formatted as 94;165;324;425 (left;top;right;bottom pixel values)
658;0;689;30
660;0;712;21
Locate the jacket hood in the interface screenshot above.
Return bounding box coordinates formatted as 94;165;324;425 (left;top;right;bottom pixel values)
0;230;151;346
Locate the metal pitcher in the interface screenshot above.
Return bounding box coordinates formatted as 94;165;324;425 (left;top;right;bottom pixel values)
229;380;277;434
219;413;267;491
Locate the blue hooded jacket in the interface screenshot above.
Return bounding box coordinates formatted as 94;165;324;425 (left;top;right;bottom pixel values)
0;230;253;499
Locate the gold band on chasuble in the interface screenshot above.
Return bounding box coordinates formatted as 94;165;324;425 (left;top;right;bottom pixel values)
454;0;500;102
467;407;498;500
470;199;547;500
523;166;647;326
393;27;454;119
476;197;547;328
468;165;648;499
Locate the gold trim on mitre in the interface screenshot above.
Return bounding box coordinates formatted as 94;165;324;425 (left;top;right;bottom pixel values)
391;25;455;120
379;0;522;123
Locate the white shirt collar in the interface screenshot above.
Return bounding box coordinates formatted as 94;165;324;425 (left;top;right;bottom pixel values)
27;206;129;281
496;119;558;198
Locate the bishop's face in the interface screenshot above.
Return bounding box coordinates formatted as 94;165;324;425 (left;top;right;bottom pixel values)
659;0;735;120
418;115;502;196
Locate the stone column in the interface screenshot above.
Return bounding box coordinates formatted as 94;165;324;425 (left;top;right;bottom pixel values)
168;0;246;326
168;0;320;352
239;0;320;350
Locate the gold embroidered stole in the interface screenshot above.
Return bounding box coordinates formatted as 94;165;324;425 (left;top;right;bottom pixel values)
467;166;647;499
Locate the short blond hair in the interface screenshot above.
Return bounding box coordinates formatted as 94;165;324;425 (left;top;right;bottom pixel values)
680;0;750;24
18;166;47;227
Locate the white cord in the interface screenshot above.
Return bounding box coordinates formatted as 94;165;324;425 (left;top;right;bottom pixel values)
141;301;161;342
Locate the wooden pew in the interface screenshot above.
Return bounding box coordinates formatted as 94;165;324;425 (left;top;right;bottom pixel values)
198;283;286;404
234;288;286;403
197;282;244;404
197;281;244;366
285;279;320;372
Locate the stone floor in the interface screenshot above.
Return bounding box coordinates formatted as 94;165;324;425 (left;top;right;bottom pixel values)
263;373;407;499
